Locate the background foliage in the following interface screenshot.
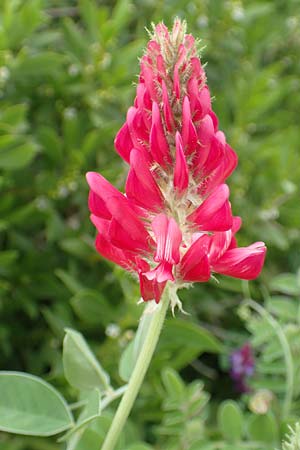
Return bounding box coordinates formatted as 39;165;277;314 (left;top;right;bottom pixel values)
0;0;299;449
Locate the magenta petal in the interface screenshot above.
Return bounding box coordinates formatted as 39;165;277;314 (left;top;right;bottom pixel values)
190;57;205;79
145;261;174;283
202;144;238;195
140;58;157;100
181;96;198;155
104;195;151;252
202;134;225;177
92;214;144;255
162;80;175;132
86;172;124;208
126;107;148;151
198;86;211;118
90;215;134;269
151;214;182;264
187;76;199;113
150;102;171;167
180;235;210;282
182;96;191;146
126;149;164;210
201;201;232;232
173;132;189;193
114;122;133;163
193;114;215;172
208;216;242;263
173;63;180;99
139;272;167;303
188;184;233;231
95;234;134;270
208;230;234;264
88;190;111;219
212;242;267;280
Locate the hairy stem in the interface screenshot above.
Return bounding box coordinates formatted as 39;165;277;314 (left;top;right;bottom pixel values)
101;286;170;450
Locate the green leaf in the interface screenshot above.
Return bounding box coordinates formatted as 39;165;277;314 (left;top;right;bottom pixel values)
55;269;84;294
63;328;110;391
247;412;279;443
157;318;222;369
161;367;185;400
269;273;300;296
70;289;114;326
0;371;73;436
13;52;65;79
218;400;244;443
124;445;154;450
0;142;38;169
266;296;298;322
37;126;63;164
63;18;89;61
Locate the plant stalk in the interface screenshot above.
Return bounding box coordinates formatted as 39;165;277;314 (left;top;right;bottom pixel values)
101;286;170;450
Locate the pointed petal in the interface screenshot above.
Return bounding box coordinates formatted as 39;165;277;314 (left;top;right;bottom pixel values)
202;143;238;195
173;63;180;99
88;190;111;219
135;84;152;128
150;102;171;167
173;132;189;193
198;86;211;118
193;114;215;172
190;57;205;79
162;80;175;132
201;134;225;177
187;76;199;113
181;96;198;155
212;242;267;280
95;234;135;270
208;217;242;263
208;230;233;264
92;214;140;257
188;184;233;231
151;214;182;264
182;96;191;146
107;196;151;252
90;215;135;269
126;107;149;151
180;235;210;282
209;110;219;130
126;149;164;210
114;122;133;163
140;57;157;101
86;172;124;212
157;54;167;80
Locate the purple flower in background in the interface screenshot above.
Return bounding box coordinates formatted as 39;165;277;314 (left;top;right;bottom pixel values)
230;343;255;393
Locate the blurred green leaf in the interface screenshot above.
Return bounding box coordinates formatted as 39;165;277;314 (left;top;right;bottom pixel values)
157;318;222;369
247;412;278;444
269;273;300;296
218;400;244;443
0;142;38;169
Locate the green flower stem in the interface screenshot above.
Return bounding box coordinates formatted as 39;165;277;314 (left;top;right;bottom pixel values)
101;286;170;450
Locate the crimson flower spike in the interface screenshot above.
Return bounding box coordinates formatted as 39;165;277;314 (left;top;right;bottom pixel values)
87;19;266;308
